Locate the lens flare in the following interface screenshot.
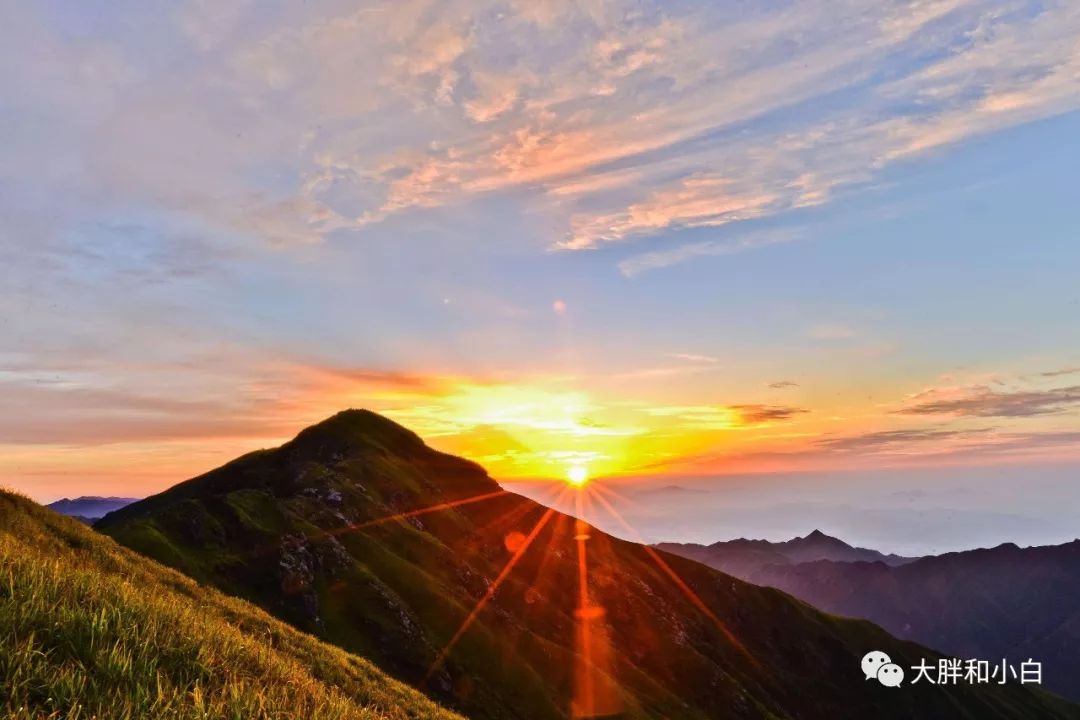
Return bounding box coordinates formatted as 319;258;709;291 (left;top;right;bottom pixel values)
567;465;589;487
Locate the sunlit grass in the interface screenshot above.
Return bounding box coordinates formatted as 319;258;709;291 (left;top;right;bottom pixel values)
0;489;462;720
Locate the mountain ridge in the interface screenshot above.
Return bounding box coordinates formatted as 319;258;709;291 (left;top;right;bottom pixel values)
660;532;1080;701
655;529;915;583
97;409;1080;719
47;495;139;520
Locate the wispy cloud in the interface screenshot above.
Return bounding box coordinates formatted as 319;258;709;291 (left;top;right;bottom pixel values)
617;229;800;277
1040;366;1080;378
665;353;720;364
731;405;810;423
816;427;993;453
643;423;1080;473
897;384;1080;417
813;426;1080;463
6;0;1080;264
563;177;783;251
646;404;808;428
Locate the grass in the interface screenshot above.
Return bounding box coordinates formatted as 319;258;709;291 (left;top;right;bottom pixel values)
0;490;463;720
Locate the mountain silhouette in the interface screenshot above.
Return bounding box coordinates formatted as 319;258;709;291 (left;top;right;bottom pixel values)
701;541;1080;701
97;410;1079;719
47;495;138;520
657;530;914;575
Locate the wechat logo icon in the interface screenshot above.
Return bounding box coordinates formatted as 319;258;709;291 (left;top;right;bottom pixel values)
862;651;904;687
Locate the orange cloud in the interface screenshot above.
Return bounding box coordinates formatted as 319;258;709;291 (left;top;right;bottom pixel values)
561;176;779;250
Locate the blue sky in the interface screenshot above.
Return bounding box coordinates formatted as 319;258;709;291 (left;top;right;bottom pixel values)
1;0;1079;550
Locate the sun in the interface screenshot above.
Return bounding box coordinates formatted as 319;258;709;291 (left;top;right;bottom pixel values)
566;465;590;487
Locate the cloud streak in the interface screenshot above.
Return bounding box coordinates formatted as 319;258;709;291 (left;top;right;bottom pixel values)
617;229;800;277
816;428;993;453
646;404;809;429
1040;366;1080;378
897;385;1080;418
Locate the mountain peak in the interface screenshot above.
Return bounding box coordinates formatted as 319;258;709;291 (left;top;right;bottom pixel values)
97;408;497;534
794;529;847;547
289;409;428;458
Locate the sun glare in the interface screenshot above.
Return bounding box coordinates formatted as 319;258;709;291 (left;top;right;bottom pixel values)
566;465;590;487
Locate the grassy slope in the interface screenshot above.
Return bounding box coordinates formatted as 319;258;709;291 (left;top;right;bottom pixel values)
0;490;463;720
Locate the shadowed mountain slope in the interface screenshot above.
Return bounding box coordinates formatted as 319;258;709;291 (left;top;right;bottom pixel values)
0;489;462;720
98;410;1080;720
716;541;1080;701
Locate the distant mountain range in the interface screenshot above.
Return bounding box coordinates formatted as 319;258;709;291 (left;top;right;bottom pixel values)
47;495;138;521
657;529;915;577
92;410;1077;719
659;532;1080;700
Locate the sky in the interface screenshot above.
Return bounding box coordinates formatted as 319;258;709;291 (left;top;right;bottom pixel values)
1;1;1079;549
506;463;1080;555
